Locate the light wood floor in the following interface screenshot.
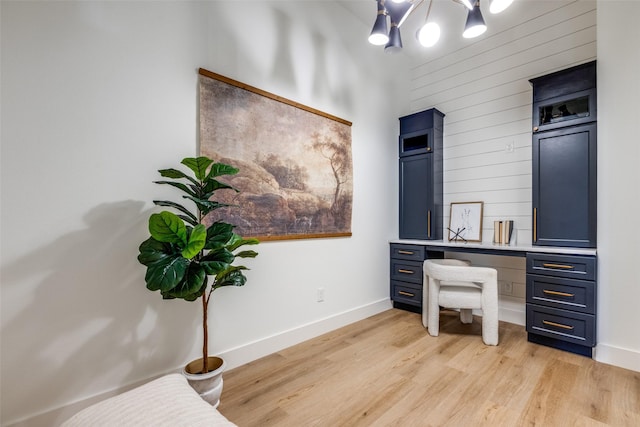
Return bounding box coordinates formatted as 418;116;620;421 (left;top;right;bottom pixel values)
218;309;640;426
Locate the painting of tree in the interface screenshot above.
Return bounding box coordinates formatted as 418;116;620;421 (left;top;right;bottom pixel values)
198;69;353;241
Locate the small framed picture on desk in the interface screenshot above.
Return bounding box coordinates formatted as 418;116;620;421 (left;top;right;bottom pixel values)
448;201;483;242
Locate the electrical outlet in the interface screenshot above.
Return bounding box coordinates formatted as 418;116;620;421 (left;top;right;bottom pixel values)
317;287;325;302
499;281;513;295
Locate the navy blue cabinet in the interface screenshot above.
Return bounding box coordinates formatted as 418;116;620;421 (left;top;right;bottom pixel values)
398;108;444;240
528;62;598;356
390;243;443;311
532;123;597;247
530;61;597;248
526;253;597;356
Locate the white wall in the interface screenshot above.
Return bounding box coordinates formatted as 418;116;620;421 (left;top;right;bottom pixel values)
595;1;640;372
0;1;411;425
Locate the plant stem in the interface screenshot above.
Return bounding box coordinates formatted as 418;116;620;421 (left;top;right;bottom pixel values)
202;292;208;373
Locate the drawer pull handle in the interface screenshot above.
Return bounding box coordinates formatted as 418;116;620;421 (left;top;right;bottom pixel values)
398;291;415;297
398;269;414;274
542;263;575;270
542;320;574;330
427;210;431;239
533;208;537;243
398;250;415;255
543;289;575;298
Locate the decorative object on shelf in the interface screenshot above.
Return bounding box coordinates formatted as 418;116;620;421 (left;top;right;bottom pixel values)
199;68;353;241
368;0;514;52
493;219;515;245
448;201;483;242
137;155;259;408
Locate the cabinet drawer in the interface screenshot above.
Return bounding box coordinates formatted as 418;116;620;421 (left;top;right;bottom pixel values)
527;274;595;314
526;304;595;347
390;260;423;284
390;244;425;261
526;253;596;280
391;281;422;306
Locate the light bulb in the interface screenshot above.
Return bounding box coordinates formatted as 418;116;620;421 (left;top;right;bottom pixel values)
490;0;514;14
369;33;389;46
417;22;441;47
463;24;487;38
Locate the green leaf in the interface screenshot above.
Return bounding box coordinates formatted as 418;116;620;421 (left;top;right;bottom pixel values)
154;180;197;198
182;157;213;180
226;234;260;251
144;254;189;292
153;200;198;226
202;179;238;196
164;264;206;298
207;162;239;179
200;248;234;275
183;196;231;217
205;222;235;249
138;237;178;266
214;266;248;289
158;168;199;186
182;224;206;259
149;211;187;245
235;250;259;259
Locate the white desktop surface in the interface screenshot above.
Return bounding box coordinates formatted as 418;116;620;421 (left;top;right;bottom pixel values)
391;239;597;256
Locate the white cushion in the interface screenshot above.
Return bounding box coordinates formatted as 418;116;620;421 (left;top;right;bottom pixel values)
61;374;236;427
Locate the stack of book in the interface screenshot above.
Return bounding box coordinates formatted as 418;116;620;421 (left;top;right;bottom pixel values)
494;220;514;245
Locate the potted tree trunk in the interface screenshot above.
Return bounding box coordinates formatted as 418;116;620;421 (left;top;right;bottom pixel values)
137;156;258;408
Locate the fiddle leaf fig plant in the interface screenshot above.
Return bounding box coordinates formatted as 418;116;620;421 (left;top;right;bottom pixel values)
138;156;258;373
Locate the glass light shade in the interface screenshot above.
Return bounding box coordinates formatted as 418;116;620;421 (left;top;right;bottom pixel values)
368;14;389;45
489;0;514;14
391;0;406;3
463;3;487;38
417;22;441;47
385;25;403;53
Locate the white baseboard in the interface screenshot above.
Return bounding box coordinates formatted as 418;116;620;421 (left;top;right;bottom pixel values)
594;343;640;373
498;297;526;326
219;298;393;370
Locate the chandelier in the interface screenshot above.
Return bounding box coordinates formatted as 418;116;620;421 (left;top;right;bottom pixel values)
368;0;515;53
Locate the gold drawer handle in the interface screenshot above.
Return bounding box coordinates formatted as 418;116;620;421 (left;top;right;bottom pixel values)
398;291;415;297
398;250;415;255
542;320;574;330
543;289;575;298
398;269;414;274
542;263;575;270
533;208;537;242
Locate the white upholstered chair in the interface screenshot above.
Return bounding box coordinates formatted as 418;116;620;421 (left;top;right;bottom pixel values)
423;259;499;346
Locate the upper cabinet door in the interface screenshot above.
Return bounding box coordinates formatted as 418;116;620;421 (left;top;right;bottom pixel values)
532;123;597;247
399;153;434;240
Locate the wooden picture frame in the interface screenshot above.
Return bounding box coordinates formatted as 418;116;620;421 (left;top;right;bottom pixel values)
448;201;484;242
198;68;353;242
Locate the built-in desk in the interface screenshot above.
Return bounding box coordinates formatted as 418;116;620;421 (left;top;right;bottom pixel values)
390;240;597;357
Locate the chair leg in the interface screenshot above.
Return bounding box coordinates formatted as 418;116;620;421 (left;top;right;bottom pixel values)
460;309;473;324
427;277;440;337
422;278;428;329
481;309;499;346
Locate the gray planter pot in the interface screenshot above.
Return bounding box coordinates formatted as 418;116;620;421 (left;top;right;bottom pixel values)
182;356;226;408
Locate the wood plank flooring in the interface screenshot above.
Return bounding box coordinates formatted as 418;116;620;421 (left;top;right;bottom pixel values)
218;309;640;426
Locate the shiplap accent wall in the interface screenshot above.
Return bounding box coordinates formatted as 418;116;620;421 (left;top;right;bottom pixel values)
408;0;596;305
